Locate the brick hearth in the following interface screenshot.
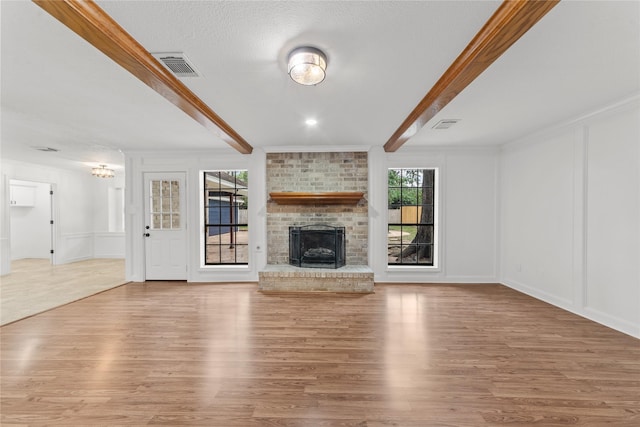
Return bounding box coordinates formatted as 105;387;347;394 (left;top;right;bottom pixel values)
258;265;374;293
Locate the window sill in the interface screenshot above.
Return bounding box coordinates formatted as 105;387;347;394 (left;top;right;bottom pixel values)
386;265;441;273
200;264;250;270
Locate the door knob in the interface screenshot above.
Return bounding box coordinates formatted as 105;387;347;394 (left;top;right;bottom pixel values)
144;233;150;237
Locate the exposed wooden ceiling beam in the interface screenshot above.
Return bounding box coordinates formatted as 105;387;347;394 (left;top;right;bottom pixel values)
383;0;560;152
33;0;253;154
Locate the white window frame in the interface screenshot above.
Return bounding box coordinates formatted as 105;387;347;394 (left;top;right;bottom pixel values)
386;167;439;269
385;164;441;272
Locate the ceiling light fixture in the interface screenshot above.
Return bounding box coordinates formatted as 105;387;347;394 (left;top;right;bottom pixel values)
305;118;318;126
92;164;115;178
287;46;327;86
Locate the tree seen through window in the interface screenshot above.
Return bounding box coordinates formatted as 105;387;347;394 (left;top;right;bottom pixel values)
388;168;436;266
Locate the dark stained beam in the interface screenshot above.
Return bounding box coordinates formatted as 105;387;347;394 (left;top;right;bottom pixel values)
384;0;560;152
33;0;253;154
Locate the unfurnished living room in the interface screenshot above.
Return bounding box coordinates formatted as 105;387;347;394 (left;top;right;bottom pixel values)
1;0;639;425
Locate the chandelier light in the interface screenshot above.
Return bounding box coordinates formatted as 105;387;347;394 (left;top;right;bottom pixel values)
287;46;327;86
92;164;115;178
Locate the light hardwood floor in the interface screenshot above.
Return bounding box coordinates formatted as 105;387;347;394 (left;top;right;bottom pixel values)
0;258;126;325
1;282;638;426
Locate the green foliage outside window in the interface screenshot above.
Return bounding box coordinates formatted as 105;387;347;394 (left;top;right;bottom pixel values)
388;169;422;207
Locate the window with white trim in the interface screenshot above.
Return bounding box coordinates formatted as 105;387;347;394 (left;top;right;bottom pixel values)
203;170;248;265
388;168;437;266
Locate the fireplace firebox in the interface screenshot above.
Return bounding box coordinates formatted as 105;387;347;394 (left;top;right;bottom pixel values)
289;224;345;268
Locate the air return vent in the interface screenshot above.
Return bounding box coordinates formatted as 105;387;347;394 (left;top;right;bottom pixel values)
152;52;200;77
32;146;60;152
432;119;460;130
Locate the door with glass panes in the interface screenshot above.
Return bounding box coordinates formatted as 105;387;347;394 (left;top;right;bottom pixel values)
143;172;187;280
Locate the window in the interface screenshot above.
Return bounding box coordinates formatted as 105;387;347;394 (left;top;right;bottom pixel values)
388;168;436;266
149;179;181;229
203;170;248;265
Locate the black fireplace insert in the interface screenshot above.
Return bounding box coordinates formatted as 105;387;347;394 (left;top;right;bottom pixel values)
289;224;345;268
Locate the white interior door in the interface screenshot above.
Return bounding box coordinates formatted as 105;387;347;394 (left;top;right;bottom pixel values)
144;173;187;280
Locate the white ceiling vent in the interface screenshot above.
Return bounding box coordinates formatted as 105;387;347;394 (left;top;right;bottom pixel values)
432;119;460;130
152;52;200;77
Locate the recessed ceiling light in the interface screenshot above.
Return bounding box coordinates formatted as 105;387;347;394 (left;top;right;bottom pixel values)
305;118;318;126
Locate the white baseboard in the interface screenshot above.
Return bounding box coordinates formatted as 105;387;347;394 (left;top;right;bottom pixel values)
502;278;639;339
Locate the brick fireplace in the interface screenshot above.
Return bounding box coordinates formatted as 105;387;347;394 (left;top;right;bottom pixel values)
258;152;374;292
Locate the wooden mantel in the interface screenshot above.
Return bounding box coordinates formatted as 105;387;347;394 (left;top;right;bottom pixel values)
269;192;364;205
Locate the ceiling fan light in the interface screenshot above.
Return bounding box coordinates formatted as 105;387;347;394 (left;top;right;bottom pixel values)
287;47;327;86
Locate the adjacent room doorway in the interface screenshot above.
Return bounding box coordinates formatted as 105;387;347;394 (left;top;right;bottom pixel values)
9;179;54;264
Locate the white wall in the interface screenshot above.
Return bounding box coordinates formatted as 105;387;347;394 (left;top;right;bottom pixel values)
585;103;639;335
500;129;578;304
0;175;9;274
443;150;498;281
500;96;640;338
9;180;51;260
0;159;126;274
369;146;499;283
92;176;126;258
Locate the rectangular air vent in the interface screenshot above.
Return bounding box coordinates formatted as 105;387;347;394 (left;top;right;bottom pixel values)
152;52;200;77
32;146;60;152
432;119;460;130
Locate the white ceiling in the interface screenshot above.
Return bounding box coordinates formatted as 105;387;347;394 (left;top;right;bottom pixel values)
1;0;639;171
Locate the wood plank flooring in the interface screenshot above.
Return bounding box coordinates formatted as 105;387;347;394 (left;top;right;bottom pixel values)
0;258;126;325
1;282;639;426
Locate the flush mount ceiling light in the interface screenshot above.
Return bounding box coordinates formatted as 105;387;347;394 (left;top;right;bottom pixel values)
92;164;115;178
287;46;327;86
